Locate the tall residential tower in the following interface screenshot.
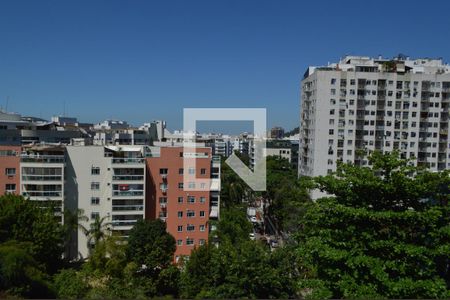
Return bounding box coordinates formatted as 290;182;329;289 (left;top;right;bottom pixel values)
299;56;450;197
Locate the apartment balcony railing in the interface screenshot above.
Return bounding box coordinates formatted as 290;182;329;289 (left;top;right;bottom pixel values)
111;220;139;227
22;175;63;181
112;205;144;211
22;191;62;197
111;158;145;164
20;155;65;163
112;175;144;181
112;190;144;196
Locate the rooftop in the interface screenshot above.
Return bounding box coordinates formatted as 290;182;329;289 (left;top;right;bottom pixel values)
304;55;450;78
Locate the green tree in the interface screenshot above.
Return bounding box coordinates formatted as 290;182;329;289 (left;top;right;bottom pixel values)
216;205;253;245
295;151;450;299
53;268;89;299
125;219;178;297
63;208;88;260
0;194;64;273
181;240;297;299
0;240;53;298
83;215;111;252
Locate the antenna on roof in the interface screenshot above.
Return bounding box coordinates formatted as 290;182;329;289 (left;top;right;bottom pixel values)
5;96;9;112
63;101;66;117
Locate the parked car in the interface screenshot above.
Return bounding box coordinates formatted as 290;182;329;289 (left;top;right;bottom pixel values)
250;216;258;223
249;232;256;240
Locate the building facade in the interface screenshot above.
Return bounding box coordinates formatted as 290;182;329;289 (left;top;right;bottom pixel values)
146;147;220;261
299;56;450;198
0;145;21;195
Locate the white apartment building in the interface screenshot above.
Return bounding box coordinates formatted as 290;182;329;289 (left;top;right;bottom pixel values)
20;145;66;222
65;145;147;258
299;56;450;197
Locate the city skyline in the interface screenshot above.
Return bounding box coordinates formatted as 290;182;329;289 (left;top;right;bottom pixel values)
2;0;450;131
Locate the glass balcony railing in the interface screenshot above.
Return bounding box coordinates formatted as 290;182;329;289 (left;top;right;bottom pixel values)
22;191;63;198
22;175;63;181
112;190;144;196
112;175;144;181
111;158;145;164
112;205;144;211
111;220;139;227
20;155;65;163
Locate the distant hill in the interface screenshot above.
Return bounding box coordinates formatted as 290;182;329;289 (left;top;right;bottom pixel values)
284;126;299;137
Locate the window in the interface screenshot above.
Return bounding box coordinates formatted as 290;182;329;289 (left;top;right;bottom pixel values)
177;225;183;232
186;238;194;246
188;167;195;175
199;197;206;204
159;168;168;175
187;210;195;218
178;168;184;175
178;211;183;218
188;182;196;189
188;196;195;204
178;182;184;189
5;184;16;193
91;197;100;205
200;211;205;217
91;212;100;220
187;224;195;231
329;129;334;135
331;78;336;85
5;168;15;176
330;109;335;115
159;197;167;204
200;224;205;232
199;239;206;246
91;167;100;175
200;168;206;175
91;182;100;190
178;196;183;204
177;239;183;246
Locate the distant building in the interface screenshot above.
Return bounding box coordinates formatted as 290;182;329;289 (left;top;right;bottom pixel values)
269;126;285;139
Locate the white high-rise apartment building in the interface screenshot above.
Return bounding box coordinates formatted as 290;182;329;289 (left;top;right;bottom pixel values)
299;56;450;195
65;145;147;258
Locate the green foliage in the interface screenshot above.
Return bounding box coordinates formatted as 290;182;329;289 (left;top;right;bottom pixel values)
296;151;450;298
0;194;64;273
181;241;297;299
0;240;54;298
53;269;89;299
264;156;311;232
216;205;253;245
126;219;176;273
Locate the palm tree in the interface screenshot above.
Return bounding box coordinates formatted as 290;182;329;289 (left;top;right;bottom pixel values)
63;208;89;260
83;215;111;254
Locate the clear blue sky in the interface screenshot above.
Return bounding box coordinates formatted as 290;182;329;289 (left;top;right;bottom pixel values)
1;0;450;133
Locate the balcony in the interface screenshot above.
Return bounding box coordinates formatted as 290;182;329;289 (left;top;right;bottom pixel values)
112;175;144;181
22;175;63;181
20;155;64;164
111;220;139;227
111;158;145;164
112;205;144;211
22;191;63;198
112;190;144;197
210;178;221;191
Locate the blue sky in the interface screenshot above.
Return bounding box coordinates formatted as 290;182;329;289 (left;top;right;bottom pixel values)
1;0;450;133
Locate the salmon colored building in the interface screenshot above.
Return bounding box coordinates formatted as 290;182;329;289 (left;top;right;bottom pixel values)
146;146;220;261
0;145;21;195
